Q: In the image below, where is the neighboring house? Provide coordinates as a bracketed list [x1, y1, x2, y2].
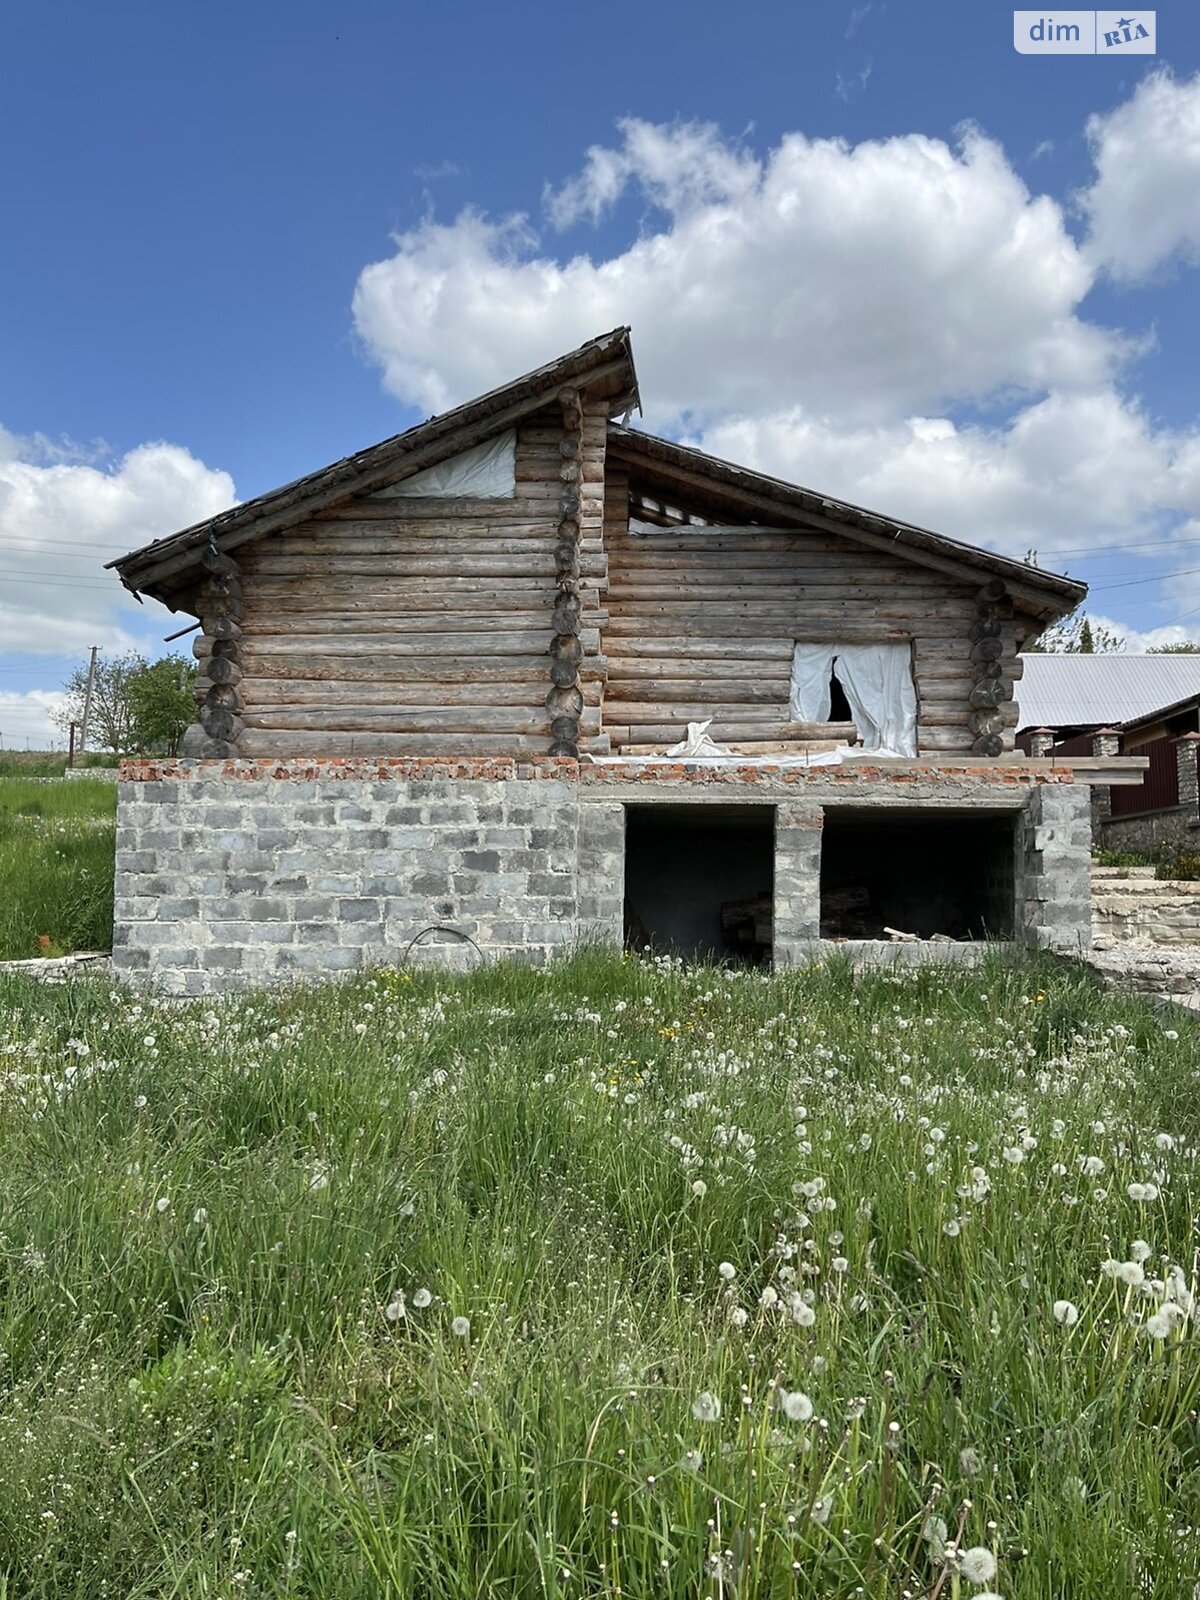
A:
[1016, 655, 1200, 849]
[109, 328, 1140, 993]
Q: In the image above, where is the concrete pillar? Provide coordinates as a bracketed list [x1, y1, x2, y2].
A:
[576, 801, 626, 948]
[1028, 728, 1056, 758]
[1018, 785, 1093, 953]
[773, 804, 824, 964]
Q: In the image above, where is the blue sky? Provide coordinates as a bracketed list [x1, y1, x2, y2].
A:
[1, 0, 1198, 744]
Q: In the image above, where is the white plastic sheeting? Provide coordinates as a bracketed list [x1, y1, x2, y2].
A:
[788, 641, 918, 757]
[788, 644, 835, 723]
[834, 644, 918, 756]
[586, 748, 849, 768]
[374, 429, 516, 499]
[665, 720, 730, 758]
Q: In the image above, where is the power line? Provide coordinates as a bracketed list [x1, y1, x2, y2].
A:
[0, 570, 122, 590]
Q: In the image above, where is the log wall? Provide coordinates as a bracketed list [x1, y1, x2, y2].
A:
[199, 409, 611, 758]
[601, 486, 1008, 756]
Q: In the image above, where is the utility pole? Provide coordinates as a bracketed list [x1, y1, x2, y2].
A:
[79, 645, 99, 756]
[68, 721, 78, 769]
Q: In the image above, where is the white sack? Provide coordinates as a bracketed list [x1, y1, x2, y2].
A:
[788, 643, 835, 722]
[832, 643, 918, 756]
[374, 429, 516, 499]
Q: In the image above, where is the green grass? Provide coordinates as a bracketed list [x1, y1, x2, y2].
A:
[0, 949, 1197, 1597]
[0, 753, 118, 780]
[0, 777, 116, 958]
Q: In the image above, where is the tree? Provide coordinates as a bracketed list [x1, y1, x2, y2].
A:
[53, 650, 145, 754]
[1025, 609, 1125, 654]
[126, 655, 197, 756]
[1149, 641, 1200, 653]
[54, 650, 198, 756]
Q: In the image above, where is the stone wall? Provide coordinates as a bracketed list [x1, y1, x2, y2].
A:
[114, 756, 1096, 993]
[1092, 867, 1200, 949]
[1097, 806, 1199, 857]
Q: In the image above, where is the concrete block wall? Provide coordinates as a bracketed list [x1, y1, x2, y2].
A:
[115, 772, 587, 994]
[115, 757, 1096, 992]
[1017, 783, 1094, 953]
[773, 805, 824, 962]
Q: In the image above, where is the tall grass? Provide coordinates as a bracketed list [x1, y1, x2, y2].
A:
[0, 778, 116, 958]
[0, 950, 1197, 1597]
[0, 753, 118, 779]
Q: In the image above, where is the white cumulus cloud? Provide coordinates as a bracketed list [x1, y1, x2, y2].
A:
[694, 388, 1200, 562]
[350, 92, 1200, 640]
[0, 690, 68, 751]
[353, 117, 1123, 429]
[0, 432, 236, 659]
[1083, 70, 1200, 283]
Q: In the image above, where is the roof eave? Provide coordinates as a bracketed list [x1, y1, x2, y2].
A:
[110, 327, 639, 605]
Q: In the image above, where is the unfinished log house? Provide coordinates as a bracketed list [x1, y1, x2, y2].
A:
[110, 329, 1144, 992]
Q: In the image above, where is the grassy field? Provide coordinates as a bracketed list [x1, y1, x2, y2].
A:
[0, 777, 116, 959]
[0, 753, 118, 780]
[0, 950, 1196, 1598]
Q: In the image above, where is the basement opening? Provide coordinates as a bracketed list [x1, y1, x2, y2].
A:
[820, 808, 1017, 942]
[624, 804, 775, 965]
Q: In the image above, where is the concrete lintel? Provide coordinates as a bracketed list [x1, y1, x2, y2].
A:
[1045, 757, 1149, 785]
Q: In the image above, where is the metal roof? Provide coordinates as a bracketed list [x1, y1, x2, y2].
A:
[1016, 654, 1200, 731]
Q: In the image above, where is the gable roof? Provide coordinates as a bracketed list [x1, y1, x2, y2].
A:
[606, 426, 1084, 624]
[1016, 653, 1200, 732]
[109, 327, 640, 606]
[110, 326, 1084, 625]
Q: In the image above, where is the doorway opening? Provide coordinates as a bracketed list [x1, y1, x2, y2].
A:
[820, 808, 1016, 941]
[623, 804, 775, 964]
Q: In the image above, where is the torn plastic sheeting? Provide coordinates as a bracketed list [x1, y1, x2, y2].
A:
[373, 429, 516, 499]
[789, 643, 835, 723]
[788, 640, 918, 757]
[832, 643, 918, 758]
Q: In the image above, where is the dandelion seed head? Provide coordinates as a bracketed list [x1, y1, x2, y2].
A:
[959, 1547, 996, 1584]
[779, 1389, 814, 1423]
[692, 1391, 721, 1424]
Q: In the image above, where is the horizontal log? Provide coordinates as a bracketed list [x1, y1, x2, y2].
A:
[246, 551, 605, 580]
[243, 575, 586, 599]
[603, 616, 966, 640]
[604, 656, 796, 680]
[238, 731, 554, 758]
[241, 679, 601, 709]
[609, 719, 859, 744]
[237, 652, 607, 683]
[604, 678, 785, 704]
[319, 496, 532, 522]
[241, 706, 550, 734]
[917, 729, 975, 752]
[620, 738, 846, 757]
[607, 578, 972, 600]
[241, 628, 600, 654]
